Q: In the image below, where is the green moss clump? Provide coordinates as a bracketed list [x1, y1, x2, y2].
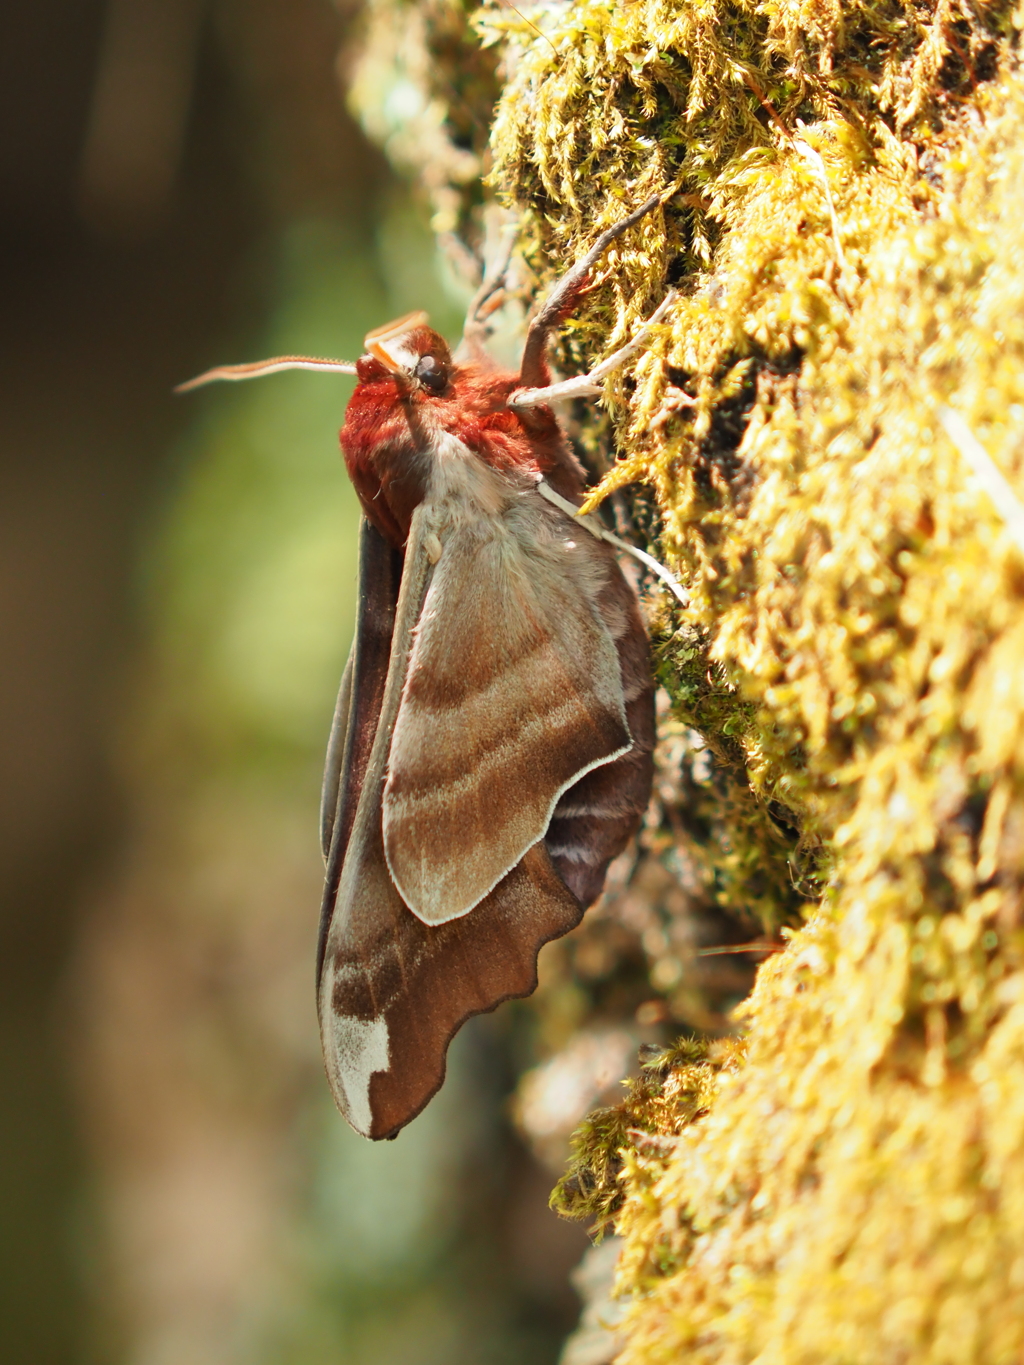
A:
[654, 629, 819, 932]
[551, 1037, 730, 1240]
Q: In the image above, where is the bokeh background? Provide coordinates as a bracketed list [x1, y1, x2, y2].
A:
[1, 4, 594, 1362]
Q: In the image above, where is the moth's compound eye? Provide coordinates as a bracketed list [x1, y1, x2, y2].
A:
[414, 354, 448, 394]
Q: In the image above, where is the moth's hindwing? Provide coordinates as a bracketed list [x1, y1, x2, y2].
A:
[381, 490, 635, 924]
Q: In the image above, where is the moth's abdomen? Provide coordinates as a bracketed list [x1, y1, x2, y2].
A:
[544, 555, 655, 907]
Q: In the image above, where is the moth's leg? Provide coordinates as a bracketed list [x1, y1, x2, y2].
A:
[515, 192, 668, 393]
[509, 288, 678, 410]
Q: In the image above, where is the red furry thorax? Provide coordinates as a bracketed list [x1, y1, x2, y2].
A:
[340, 354, 571, 546]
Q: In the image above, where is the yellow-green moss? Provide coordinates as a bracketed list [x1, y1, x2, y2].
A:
[552, 1037, 727, 1235]
[480, 0, 1024, 1359]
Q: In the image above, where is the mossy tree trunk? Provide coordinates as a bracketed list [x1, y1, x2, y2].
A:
[352, 1, 1024, 1359]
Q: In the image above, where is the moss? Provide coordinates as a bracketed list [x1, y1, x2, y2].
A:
[479, 0, 1024, 1358]
[551, 1037, 729, 1239]
[354, 0, 1024, 1355]
[655, 626, 819, 929]
[349, 0, 500, 241]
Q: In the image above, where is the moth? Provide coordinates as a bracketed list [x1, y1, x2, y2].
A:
[180, 194, 683, 1139]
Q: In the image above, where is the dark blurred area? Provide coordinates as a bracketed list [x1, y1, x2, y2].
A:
[0, 4, 590, 1363]
[2, 4, 258, 1358]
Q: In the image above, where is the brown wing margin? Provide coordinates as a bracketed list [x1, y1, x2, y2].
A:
[317, 518, 402, 983]
[317, 504, 584, 1139]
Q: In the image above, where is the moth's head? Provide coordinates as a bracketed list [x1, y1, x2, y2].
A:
[359, 312, 452, 397]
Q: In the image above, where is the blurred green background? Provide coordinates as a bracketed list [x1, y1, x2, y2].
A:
[0, 3, 587, 1362]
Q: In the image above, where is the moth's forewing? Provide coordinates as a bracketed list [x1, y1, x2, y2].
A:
[317, 505, 583, 1139]
[317, 520, 402, 981]
[322, 824, 580, 1140]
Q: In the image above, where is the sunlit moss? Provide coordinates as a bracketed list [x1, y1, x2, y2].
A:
[476, 0, 1024, 1358]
